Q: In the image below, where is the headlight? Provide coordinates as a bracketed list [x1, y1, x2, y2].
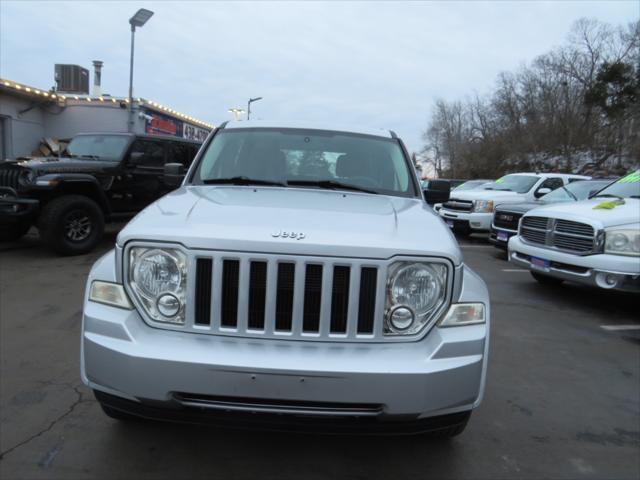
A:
[385, 262, 447, 335]
[605, 228, 640, 256]
[473, 200, 494, 213]
[129, 247, 187, 324]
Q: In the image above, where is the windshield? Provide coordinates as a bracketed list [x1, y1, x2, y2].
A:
[66, 135, 130, 160]
[541, 180, 612, 203]
[454, 180, 491, 191]
[192, 128, 416, 197]
[484, 175, 539, 193]
[593, 171, 640, 199]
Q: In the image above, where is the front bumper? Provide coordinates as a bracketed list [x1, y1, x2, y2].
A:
[509, 236, 640, 292]
[439, 209, 491, 232]
[489, 227, 517, 249]
[0, 187, 39, 225]
[81, 251, 490, 427]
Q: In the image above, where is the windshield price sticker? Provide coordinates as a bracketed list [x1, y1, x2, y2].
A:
[617, 171, 640, 184]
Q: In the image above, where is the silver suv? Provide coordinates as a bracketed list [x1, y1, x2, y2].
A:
[81, 121, 490, 436]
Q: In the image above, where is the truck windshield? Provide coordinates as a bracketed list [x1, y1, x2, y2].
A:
[66, 135, 129, 160]
[192, 128, 416, 197]
[593, 171, 640, 199]
[484, 175, 539, 193]
[541, 180, 612, 203]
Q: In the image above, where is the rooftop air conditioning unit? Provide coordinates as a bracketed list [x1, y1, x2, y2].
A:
[54, 64, 90, 94]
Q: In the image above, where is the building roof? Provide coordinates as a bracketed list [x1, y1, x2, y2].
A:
[0, 77, 214, 130]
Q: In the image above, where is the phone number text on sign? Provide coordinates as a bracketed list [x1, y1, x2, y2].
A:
[183, 124, 209, 142]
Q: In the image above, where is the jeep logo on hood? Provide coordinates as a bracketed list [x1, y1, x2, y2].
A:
[272, 230, 306, 240]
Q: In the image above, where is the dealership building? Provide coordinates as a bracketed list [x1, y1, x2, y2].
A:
[0, 65, 214, 159]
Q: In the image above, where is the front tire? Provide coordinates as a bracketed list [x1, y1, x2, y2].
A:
[38, 195, 105, 255]
[0, 223, 31, 242]
[531, 271, 564, 286]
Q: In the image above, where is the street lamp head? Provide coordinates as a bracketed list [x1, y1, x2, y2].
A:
[129, 8, 154, 28]
[249, 97, 263, 103]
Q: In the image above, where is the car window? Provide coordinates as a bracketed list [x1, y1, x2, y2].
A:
[485, 175, 539, 193]
[66, 135, 129, 160]
[538, 177, 564, 191]
[193, 128, 416, 197]
[594, 170, 640, 199]
[168, 143, 195, 167]
[130, 140, 166, 168]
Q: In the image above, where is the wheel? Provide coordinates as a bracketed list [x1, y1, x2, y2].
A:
[531, 271, 564, 286]
[38, 195, 105, 255]
[99, 403, 142, 422]
[0, 223, 31, 241]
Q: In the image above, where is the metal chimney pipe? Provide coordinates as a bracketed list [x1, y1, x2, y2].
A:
[92, 60, 103, 96]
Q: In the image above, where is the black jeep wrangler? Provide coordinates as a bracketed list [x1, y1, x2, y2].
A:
[0, 132, 202, 255]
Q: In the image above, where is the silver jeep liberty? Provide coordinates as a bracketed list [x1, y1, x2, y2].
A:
[81, 121, 490, 435]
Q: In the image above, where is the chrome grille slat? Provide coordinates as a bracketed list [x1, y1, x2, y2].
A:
[442, 198, 473, 212]
[520, 216, 596, 254]
[136, 250, 454, 343]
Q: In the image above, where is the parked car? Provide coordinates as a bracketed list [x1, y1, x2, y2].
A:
[439, 172, 590, 235]
[82, 121, 490, 436]
[432, 179, 493, 212]
[0, 132, 202, 254]
[508, 170, 639, 292]
[490, 179, 614, 248]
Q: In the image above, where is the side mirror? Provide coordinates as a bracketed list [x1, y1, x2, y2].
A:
[164, 163, 185, 187]
[129, 152, 145, 165]
[423, 180, 451, 205]
[535, 187, 552, 198]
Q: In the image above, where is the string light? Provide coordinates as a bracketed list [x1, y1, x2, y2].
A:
[1, 78, 214, 129]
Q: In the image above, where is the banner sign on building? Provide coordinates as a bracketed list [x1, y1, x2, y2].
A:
[144, 110, 210, 142]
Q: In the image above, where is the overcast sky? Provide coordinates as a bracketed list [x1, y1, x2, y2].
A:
[1, 1, 637, 152]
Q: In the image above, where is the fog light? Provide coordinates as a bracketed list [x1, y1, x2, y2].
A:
[157, 293, 180, 317]
[595, 273, 619, 289]
[389, 306, 415, 331]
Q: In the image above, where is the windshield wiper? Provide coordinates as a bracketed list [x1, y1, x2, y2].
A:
[594, 193, 624, 200]
[202, 176, 288, 187]
[287, 179, 378, 194]
[561, 186, 578, 201]
[68, 154, 101, 160]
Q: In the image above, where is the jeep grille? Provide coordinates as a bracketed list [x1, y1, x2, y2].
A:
[192, 255, 380, 340]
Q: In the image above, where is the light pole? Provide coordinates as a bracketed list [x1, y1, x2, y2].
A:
[247, 97, 262, 120]
[228, 108, 245, 121]
[127, 8, 154, 133]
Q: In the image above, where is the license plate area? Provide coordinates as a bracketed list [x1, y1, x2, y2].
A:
[497, 231, 508, 242]
[446, 220, 454, 228]
[531, 256, 550, 271]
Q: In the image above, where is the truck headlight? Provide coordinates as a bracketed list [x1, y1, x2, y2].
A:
[605, 228, 640, 256]
[385, 262, 447, 335]
[129, 247, 187, 324]
[473, 200, 494, 213]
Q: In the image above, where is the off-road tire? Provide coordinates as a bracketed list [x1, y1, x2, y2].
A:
[531, 271, 564, 286]
[38, 195, 105, 255]
[0, 223, 31, 242]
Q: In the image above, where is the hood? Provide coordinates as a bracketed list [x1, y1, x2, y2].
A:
[523, 198, 640, 228]
[118, 186, 463, 264]
[450, 189, 525, 203]
[1, 157, 117, 174]
[494, 201, 542, 214]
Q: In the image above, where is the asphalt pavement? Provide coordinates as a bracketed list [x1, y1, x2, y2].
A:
[0, 228, 638, 480]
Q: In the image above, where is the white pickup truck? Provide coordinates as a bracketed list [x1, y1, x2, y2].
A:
[509, 170, 640, 292]
[438, 173, 590, 234]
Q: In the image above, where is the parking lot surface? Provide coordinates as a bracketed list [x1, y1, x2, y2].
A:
[1, 229, 638, 480]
